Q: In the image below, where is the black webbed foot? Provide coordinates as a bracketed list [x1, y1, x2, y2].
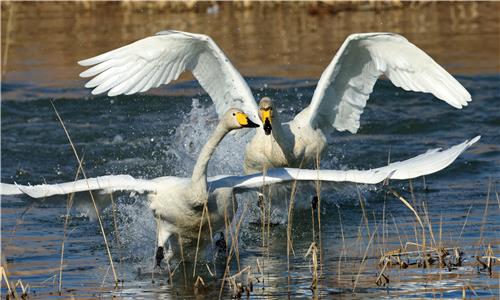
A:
[156, 246, 165, 267]
[311, 196, 318, 210]
[215, 232, 226, 251]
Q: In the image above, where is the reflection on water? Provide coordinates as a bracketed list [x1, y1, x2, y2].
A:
[1, 1, 499, 101]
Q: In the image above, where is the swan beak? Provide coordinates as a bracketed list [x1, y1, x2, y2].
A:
[244, 118, 260, 128]
[236, 112, 260, 128]
[262, 110, 272, 135]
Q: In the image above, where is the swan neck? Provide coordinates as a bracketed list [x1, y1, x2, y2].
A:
[270, 114, 293, 159]
[191, 122, 228, 192]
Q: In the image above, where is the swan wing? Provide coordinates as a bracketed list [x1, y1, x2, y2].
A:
[209, 136, 479, 190]
[306, 33, 471, 133]
[79, 30, 260, 124]
[1, 175, 158, 198]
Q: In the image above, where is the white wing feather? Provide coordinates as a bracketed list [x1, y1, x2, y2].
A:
[2, 137, 479, 198]
[307, 33, 471, 133]
[209, 136, 479, 191]
[79, 30, 260, 124]
[1, 175, 158, 198]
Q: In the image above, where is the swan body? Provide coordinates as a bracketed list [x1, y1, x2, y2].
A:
[78, 30, 472, 173]
[244, 106, 327, 172]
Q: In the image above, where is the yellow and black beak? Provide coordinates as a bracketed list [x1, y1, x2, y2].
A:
[261, 109, 272, 135]
[236, 112, 260, 128]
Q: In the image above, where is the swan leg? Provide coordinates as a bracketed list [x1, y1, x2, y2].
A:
[215, 231, 226, 251]
[156, 220, 172, 268]
[311, 195, 318, 210]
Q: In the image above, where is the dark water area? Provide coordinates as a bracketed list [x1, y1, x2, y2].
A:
[1, 1, 500, 298]
[1, 75, 499, 298]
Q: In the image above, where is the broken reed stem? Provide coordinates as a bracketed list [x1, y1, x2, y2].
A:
[475, 180, 491, 256]
[152, 219, 159, 284]
[391, 214, 405, 250]
[1, 266, 13, 295]
[59, 158, 84, 294]
[422, 201, 437, 249]
[438, 214, 443, 248]
[495, 186, 500, 209]
[266, 183, 272, 263]
[260, 168, 267, 249]
[386, 186, 427, 267]
[204, 199, 216, 276]
[286, 178, 300, 269]
[386, 187, 425, 233]
[353, 223, 379, 293]
[458, 203, 473, 241]
[218, 199, 249, 299]
[109, 193, 124, 278]
[177, 233, 188, 288]
[51, 100, 118, 285]
[315, 150, 323, 277]
[232, 192, 241, 272]
[356, 185, 371, 238]
[193, 198, 209, 278]
[337, 206, 345, 286]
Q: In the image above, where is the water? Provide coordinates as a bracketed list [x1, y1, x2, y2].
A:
[1, 75, 499, 298]
[1, 1, 499, 298]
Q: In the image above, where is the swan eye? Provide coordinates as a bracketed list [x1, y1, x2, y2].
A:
[232, 113, 235, 116]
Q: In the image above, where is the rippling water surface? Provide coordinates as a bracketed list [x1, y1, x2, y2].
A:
[1, 2, 499, 298]
[2, 75, 499, 298]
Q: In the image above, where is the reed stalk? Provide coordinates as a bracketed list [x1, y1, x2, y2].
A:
[353, 224, 379, 293]
[58, 159, 83, 294]
[51, 100, 118, 285]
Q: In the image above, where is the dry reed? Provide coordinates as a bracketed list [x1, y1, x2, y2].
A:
[51, 100, 118, 285]
[58, 158, 83, 294]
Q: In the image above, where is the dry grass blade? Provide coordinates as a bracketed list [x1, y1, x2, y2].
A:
[337, 205, 346, 285]
[353, 223, 379, 293]
[314, 151, 323, 277]
[356, 185, 371, 238]
[386, 187, 424, 232]
[217, 198, 250, 299]
[458, 203, 473, 240]
[0, 266, 13, 295]
[51, 100, 118, 285]
[193, 200, 208, 278]
[421, 201, 436, 249]
[391, 214, 405, 250]
[109, 193, 123, 269]
[305, 242, 319, 290]
[177, 233, 187, 287]
[375, 260, 389, 286]
[59, 158, 84, 293]
[475, 180, 491, 255]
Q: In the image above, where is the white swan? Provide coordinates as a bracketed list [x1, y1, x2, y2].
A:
[78, 31, 471, 173]
[2, 136, 480, 265]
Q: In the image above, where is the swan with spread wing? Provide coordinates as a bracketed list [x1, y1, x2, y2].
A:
[78, 31, 471, 173]
[2, 132, 480, 265]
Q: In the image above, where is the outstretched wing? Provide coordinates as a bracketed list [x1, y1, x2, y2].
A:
[208, 136, 479, 191]
[3, 137, 480, 197]
[79, 30, 260, 124]
[306, 33, 471, 133]
[1, 175, 158, 198]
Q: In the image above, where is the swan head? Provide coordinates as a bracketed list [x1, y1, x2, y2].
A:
[224, 108, 259, 130]
[258, 97, 273, 135]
